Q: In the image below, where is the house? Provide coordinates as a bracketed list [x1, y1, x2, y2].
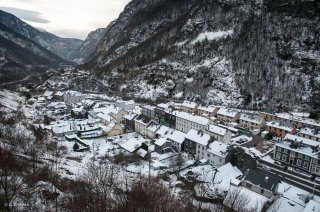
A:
[184, 129, 210, 159]
[146, 121, 161, 139]
[154, 138, 171, 154]
[123, 112, 138, 131]
[216, 108, 240, 123]
[239, 114, 265, 130]
[273, 134, 320, 176]
[119, 137, 142, 153]
[258, 110, 277, 121]
[180, 100, 198, 113]
[265, 121, 296, 138]
[298, 127, 320, 142]
[115, 100, 135, 111]
[113, 108, 127, 123]
[82, 99, 96, 109]
[102, 122, 123, 137]
[197, 105, 220, 117]
[51, 122, 75, 137]
[154, 125, 175, 139]
[142, 105, 156, 119]
[241, 169, 280, 198]
[175, 111, 210, 133]
[166, 130, 186, 152]
[155, 103, 176, 128]
[54, 91, 64, 100]
[63, 90, 86, 104]
[205, 141, 229, 167]
[134, 115, 151, 136]
[96, 112, 113, 125]
[206, 124, 232, 143]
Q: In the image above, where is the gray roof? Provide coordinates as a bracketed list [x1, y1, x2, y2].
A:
[242, 169, 279, 193]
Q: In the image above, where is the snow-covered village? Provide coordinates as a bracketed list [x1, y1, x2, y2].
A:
[0, 67, 319, 211]
[1, 0, 320, 211]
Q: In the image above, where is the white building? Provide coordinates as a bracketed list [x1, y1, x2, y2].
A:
[197, 105, 220, 117]
[298, 127, 320, 142]
[146, 121, 161, 139]
[63, 90, 86, 104]
[206, 124, 232, 143]
[180, 100, 198, 113]
[166, 130, 186, 152]
[134, 115, 150, 136]
[175, 111, 210, 133]
[205, 141, 229, 167]
[239, 114, 265, 130]
[185, 129, 210, 159]
[115, 100, 135, 111]
[217, 108, 241, 123]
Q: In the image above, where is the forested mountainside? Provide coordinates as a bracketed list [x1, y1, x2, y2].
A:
[0, 23, 69, 83]
[0, 10, 82, 61]
[83, 0, 320, 111]
[73, 28, 107, 64]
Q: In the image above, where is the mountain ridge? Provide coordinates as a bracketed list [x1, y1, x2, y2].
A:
[82, 0, 320, 111]
[0, 10, 83, 61]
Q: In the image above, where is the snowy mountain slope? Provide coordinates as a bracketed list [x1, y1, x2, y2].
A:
[0, 10, 82, 61]
[73, 28, 107, 64]
[0, 23, 69, 83]
[83, 0, 320, 111]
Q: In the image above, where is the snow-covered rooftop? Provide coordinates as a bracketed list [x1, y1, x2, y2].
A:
[156, 126, 175, 137]
[185, 129, 210, 146]
[166, 130, 186, 144]
[181, 100, 197, 109]
[198, 105, 217, 113]
[240, 113, 264, 124]
[175, 111, 210, 126]
[284, 134, 320, 148]
[154, 137, 168, 146]
[266, 121, 295, 131]
[96, 112, 113, 122]
[119, 138, 143, 153]
[276, 112, 320, 127]
[123, 112, 138, 120]
[146, 121, 160, 133]
[64, 90, 83, 96]
[299, 127, 320, 138]
[303, 200, 320, 212]
[207, 141, 229, 158]
[217, 108, 239, 117]
[143, 105, 156, 110]
[207, 124, 228, 136]
[157, 103, 170, 110]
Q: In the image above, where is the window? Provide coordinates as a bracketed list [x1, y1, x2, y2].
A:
[261, 189, 264, 194]
[276, 153, 281, 160]
[207, 154, 210, 157]
[246, 182, 252, 188]
[282, 154, 287, 161]
[296, 159, 302, 166]
[283, 149, 288, 154]
[202, 147, 204, 150]
[303, 161, 309, 169]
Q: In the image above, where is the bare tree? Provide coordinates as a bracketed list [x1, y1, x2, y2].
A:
[170, 153, 186, 178]
[223, 187, 251, 212]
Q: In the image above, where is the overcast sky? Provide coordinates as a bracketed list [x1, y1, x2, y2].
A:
[0, 0, 130, 40]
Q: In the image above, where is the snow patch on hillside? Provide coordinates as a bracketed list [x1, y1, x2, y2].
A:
[191, 30, 233, 44]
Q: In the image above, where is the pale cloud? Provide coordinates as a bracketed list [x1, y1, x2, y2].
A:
[0, 7, 50, 23]
[0, 0, 130, 39]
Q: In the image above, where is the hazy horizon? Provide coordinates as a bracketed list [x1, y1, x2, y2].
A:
[0, 0, 130, 40]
